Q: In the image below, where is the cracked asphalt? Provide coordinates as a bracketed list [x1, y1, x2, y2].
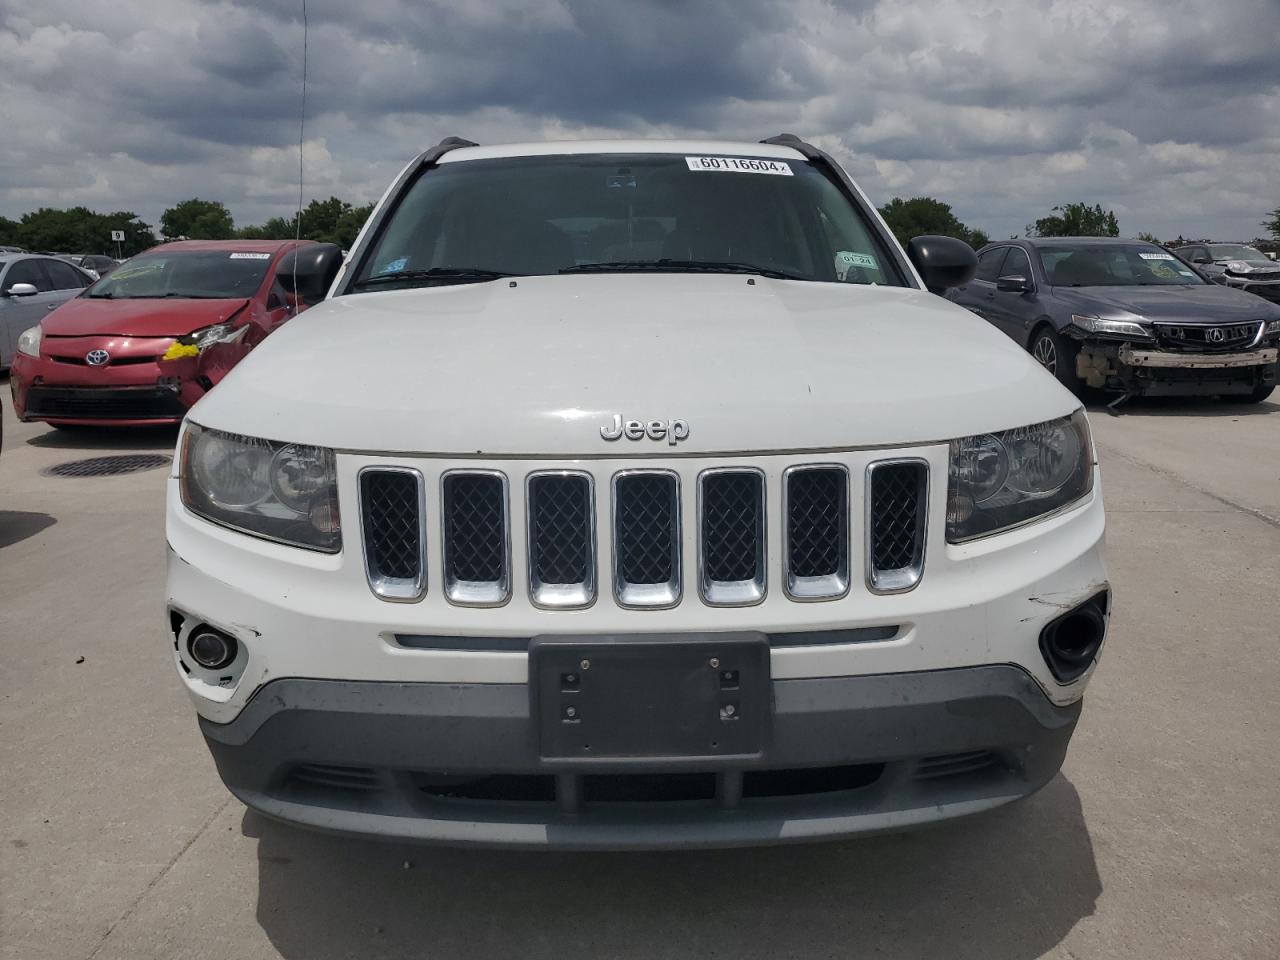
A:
[2, 381, 1277, 960]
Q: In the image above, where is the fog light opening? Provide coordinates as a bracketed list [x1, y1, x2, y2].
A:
[1039, 591, 1108, 683]
[188, 626, 238, 671]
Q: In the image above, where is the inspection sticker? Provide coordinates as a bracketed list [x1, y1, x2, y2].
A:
[685, 156, 793, 175]
[229, 252, 272, 259]
[1138, 252, 1174, 260]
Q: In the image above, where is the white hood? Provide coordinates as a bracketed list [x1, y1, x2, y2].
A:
[190, 274, 1077, 456]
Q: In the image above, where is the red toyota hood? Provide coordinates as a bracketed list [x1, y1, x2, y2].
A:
[42, 297, 249, 338]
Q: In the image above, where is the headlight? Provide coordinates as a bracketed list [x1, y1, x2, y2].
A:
[180, 423, 340, 552]
[947, 410, 1094, 543]
[163, 323, 248, 360]
[1226, 261, 1248, 272]
[1265, 319, 1280, 336]
[1069, 314, 1151, 339]
[17, 325, 42, 358]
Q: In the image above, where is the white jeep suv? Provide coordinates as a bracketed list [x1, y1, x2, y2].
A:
[166, 135, 1109, 848]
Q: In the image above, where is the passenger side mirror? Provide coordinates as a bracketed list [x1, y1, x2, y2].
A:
[274, 243, 343, 306]
[905, 236, 978, 295]
[996, 275, 1032, 293]
[4, 282, 38, 297]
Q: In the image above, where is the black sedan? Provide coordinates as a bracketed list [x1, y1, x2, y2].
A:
[948, 238, 1280, 403]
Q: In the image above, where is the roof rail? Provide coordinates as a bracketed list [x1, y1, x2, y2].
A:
[761, 133, 817, 157]
[422, 136, 478, 165]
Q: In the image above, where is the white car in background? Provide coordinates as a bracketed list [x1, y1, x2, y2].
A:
[166, 135, 1109, 848]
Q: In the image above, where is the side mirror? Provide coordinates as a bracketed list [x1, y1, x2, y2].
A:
[5, 282, 39, 297]
[274, 243, 343, 306]
[906, 235, 978, 294]
[996, 275, 1032, 293]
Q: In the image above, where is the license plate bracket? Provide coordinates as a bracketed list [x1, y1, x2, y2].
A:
[531, 633, 770, 763]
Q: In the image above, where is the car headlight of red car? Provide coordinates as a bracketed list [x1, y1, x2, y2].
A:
[163, 323, 248, 360]
[180, 423, 341, 553]
[17, 325, 42, 358]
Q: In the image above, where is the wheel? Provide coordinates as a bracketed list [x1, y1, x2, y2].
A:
[1242, 383, 1275, 404]
[1029, 326, 1085, 394]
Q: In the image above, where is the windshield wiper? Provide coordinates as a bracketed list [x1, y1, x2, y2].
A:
[353, 267, 521, 289]
[561, 259, 810, 281]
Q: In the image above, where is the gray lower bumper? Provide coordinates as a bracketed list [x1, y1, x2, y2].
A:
[201, 666, 1081, 849]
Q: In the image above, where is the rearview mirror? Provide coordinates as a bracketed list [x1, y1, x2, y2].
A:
[905, 236, 978, 294]
[996, 275, 1032, 293]
[274, 243, 344, 306]
[5, 282, 38, 297]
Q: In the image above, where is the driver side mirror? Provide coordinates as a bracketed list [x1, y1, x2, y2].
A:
[274, 243, 344, 306]
[996, 275, 1032, 293]
[906, 236, 978, 294]
[4, 282, 38, 298]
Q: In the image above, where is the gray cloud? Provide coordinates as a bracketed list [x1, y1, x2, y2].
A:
[1, 0, 1278, 242]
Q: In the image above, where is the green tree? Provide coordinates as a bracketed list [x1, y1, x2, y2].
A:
[239, 198, 374, 248]
[1263, 207, 1280, 239]
[0, 215, 19, 247]
[1027, 202, 1119, 238]
[161, 198, 235, 240]
[877, 197, 989, 249]
[5, 207, 155, 256]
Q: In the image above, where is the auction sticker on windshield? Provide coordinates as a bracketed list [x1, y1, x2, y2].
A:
[1138, 252, 1174, 260]
[229, 252, 272, 260]
[685, 156, 793, 175]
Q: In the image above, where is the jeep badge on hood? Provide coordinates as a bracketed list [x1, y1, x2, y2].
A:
[600, 414, 690, 445]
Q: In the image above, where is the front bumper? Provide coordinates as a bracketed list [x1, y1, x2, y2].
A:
[1077, 342, 1277, 396]
[10, 336, 211, 425]
[201, 665, 1080, 849]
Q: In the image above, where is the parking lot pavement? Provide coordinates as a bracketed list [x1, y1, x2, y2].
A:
[2, 382, 1278, 960]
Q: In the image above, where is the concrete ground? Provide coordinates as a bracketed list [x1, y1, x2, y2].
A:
[2, 379, 1277, 960]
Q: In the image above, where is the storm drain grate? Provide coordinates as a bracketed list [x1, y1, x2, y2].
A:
[42, 454, 171, 478]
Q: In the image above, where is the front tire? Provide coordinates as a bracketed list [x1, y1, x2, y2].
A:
[1243, 383, 1275, 404]
[1030, 326, 1084, 395]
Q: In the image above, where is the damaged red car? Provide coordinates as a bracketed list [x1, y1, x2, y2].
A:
[9, 239, 341, 427]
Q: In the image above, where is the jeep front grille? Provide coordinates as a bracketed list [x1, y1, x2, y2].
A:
[866, 459, 928, 594]
[699, 469, 766, 605]
[360, 458, 928, 608]
[612, 471, 681, 608]
[526, 472, 596, 608]
[359, 468, 426, 601]
[441, 471, 510, 606]
[783, 465, 850, 600]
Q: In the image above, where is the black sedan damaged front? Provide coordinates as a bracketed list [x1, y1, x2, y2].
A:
[1068, 312, 1279, 402]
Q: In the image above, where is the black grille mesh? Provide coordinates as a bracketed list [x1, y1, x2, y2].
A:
[529, 475, 592, 585]
[787, 468, 847, 578]
[702, 472, 762, 583]
[615, 474, 677, 585]
[869, 462, 925, 572]
[443, 473, 506, 583]
[360, 471, 421, 581]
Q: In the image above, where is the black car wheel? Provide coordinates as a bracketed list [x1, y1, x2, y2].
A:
[1243, 383, 1275, 404]
[1030, 326, 1084, 394]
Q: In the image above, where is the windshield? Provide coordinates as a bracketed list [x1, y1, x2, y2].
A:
[86, 250, 273, 299]
[350, 153, 906, 290]
[1208, 244, 1265, 261]
[1038, 244, 1204, 287]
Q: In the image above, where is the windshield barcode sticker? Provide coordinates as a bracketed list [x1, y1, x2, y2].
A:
[1138, 252, 1174, 260]
[685, 156, 793, 176]
[229, 252, 272, 260]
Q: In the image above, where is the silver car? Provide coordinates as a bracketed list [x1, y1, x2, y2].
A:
[0, 254, 94, 370]
[1175, 243, 1280, 304]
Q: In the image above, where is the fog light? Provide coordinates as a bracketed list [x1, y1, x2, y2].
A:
[1038, 591, 1109, 683]
[188, 627, 238, 670]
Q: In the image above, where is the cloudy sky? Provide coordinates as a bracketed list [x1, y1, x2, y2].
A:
[2, 0, 1278, 241]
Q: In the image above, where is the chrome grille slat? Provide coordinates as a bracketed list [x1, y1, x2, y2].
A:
[527, 472, 596, 608]
[441, 471, 510, 606]
[699, 469, 766, 606]
[359, 468, 427, 602]
[784, 465, 850, 600]
[613, 471, 681, 608]
[865, 459, 928, 594]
